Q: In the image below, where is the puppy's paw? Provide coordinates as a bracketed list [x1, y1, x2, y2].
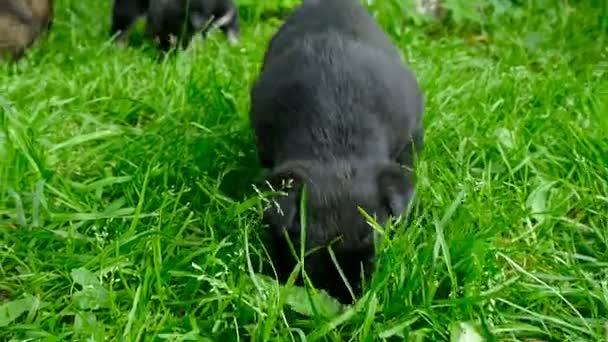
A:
[226, 30, 239, 45]
[115, 35, 129, 48]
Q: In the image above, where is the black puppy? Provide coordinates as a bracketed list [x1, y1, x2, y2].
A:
[250, 0, 424, 303]
[110, 0, 240, 50]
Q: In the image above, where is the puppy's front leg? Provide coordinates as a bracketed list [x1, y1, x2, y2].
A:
[219, 14, 240, 45]
[204, 5, 240, 45]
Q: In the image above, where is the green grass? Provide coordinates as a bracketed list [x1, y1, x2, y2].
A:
[1, 0, 607, 341]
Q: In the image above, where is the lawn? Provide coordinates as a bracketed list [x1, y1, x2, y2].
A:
[1, 0, 607, 341]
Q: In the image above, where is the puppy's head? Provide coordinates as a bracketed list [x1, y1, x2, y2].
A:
[262, 160, 413, 303]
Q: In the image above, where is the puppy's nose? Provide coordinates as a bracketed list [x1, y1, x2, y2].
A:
[362, 230, 376, 246]
[362, 254, 376, 276]
[362, 230, 383, 250]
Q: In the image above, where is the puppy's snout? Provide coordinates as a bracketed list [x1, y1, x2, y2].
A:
[361, 230, 373, 245]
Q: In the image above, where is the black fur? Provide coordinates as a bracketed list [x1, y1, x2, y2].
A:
[110, 0, 240, 50]
[110, 0, 148, 44]
[250, 0, 424, 303]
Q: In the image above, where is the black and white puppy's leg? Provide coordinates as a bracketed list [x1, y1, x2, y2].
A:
[198, 1, 240, 45]
[215, 6, 240, 45]
[110, 0, 150, 46]
[144, 0, 184, 51]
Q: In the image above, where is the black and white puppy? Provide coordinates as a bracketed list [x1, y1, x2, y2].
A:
[250, 0, 424, 303]
[110, 0, 240, 50]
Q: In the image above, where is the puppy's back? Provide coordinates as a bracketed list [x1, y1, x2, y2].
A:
[264, 0, 401, 66]
[27, 0, 53, 28]
[251, 0, 423, 167]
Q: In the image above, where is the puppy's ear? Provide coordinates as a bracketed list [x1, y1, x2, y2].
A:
[264, 191, 301, 241]
[377, 164, 414, 217]
[263, 160, 313, 193]
[262, 167, 307, 241]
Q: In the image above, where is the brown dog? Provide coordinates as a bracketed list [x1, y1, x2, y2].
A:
[0, 0, 53, 61]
